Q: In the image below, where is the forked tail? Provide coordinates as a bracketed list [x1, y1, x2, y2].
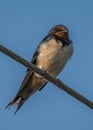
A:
[5, 95, 29, 115]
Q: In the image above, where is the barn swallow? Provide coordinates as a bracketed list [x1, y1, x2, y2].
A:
[6, 25, 73, 114]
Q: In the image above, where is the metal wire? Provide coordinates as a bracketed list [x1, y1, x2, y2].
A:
[0, 44, 93, 109]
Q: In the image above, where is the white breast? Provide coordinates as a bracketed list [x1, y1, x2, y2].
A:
[36, 38, 73, 77]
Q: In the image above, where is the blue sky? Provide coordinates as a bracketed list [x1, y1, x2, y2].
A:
[0, 0, 93, 130]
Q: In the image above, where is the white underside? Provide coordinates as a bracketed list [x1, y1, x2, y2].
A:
[35, 38, 73, 78]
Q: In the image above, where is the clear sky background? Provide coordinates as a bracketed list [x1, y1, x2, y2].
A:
[0, 0, 93, 130]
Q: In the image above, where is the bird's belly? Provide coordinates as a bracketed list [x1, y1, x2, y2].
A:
[36, 43, 73, 78]
[44, 51, 69, 77]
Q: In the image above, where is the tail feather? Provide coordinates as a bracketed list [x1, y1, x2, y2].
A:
[5, 71, 46, 114]
[5, 96, 28, 115]
[14, 97, 27, 115]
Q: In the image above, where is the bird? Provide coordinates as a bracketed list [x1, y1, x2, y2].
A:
[6, 25, 73, 114]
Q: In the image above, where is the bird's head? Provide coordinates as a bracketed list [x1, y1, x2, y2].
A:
[48, 25, 69, 40]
